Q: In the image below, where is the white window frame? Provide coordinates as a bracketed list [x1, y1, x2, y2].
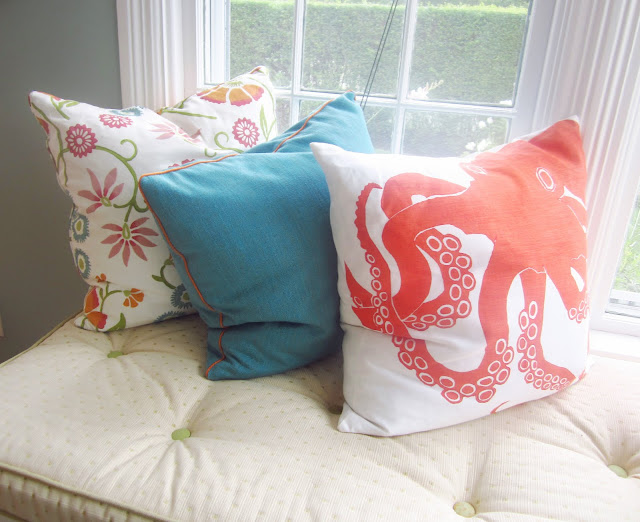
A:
[116, 0, 640, 361]
[199, 0, 555, 149]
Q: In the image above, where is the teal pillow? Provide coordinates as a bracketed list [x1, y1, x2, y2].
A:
[247, 92, 363, 154]
[139, 93, 373, 379]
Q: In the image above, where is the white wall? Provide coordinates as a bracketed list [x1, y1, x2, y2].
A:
[0, 0, 122, 361]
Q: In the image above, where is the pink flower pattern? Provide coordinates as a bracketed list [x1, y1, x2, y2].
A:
[77, 168, 125, 213]
[149, 122, 202, 145]
[65, 124, 97, 157]
[99, 114, 133, 129]
[232, 118, 260, 148]
[101, 217, 159, 266]
[168, 159, 196, 169]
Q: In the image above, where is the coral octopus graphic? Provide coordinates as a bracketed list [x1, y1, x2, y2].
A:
[347, 121, 588, 405]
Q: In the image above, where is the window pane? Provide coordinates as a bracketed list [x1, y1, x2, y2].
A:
[607, 194, 640, 318]
[402, 111, 508, 157]
[299, 98, 328, 120]
[229, 0, 295, 88]
[363, 105, 394, 153]
[409, 1, 530, 105]
[299, 99, 394, 153]
[275, 97, 291, 132]
[302, 1, 406, 95]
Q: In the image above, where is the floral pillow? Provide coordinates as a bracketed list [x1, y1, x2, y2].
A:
[159, 66, 276, 151]
[312, 119, 591, 436]
[29, 67, 277, 331]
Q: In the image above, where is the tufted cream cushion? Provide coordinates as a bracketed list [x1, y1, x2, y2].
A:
[0, 315, 638, 521]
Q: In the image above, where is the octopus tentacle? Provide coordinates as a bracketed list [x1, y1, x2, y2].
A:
[393, 335, 512, 404]
[351, 182, 400, 337]
[404, 229, 475, 331]
[397, 255, 516, 404]
[345, 264, 377, 328]
[516, 269, 576, 391]
[379, 174, 467, 320]
[545, 256, 589, 323]
[351, 184, 513, 404]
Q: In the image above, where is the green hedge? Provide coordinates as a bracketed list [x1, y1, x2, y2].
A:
[230, 1, 528, 103]
[229, 1, 528, 155]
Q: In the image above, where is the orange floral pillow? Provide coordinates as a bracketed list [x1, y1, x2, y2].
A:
[29, 67, 277, 331]
[312, 119, 591, 436]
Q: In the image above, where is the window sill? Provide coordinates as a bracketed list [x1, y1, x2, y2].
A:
[590, 329, 640, 363]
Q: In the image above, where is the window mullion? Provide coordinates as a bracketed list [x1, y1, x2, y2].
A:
[391, 0, 418, 154]
[206, 0, 228, 84]
[289, 0, 307, 125]
[183, 0, 200, 94]
[508, 0, 556, 138]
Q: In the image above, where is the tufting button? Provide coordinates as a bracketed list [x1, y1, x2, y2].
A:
[453, 501, 476, 517]
[608, 464, 628, 478]
[171, 428, 191, 441]
[107, 351, 124, 358]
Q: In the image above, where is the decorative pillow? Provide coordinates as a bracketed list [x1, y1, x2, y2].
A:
[160, 66, 277, 152]
[28, 67, 277, 331]
[138, 93, 374, 379]
[312, 118, 591, 436]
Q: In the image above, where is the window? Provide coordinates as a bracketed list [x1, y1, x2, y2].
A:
[200, 0, 550, 157]
[608, 195, 640, 319]
[116, 0, 640, 359]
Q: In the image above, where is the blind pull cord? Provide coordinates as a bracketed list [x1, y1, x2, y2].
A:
[361, 0, 400, 111]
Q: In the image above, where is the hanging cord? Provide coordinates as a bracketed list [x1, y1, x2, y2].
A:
[360, 0, 401, 110]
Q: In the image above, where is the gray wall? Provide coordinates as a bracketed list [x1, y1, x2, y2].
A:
[0, 0, 122, 361]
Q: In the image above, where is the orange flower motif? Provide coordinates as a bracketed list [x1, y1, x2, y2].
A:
[83, 287, 108, 330]
[123, 288, 144, 308]
[198, 81, 264, 106]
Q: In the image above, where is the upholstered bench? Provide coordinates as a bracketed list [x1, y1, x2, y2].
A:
[0, 314, 638, 521]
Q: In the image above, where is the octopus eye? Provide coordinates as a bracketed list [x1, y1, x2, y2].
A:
[536, 167, 555, 191]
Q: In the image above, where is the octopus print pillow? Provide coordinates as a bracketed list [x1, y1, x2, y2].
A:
[28, 67, 277, 332]
[312, 119, 590, 436]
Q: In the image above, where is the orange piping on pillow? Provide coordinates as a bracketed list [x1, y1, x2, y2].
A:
[205, 330, 227, 378]
[272, 91, 355, 152]
[138, 154, 236, 315]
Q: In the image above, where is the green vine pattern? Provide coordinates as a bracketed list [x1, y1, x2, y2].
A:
[94, 142, 148, 222]
[213, 131, 244, 153]
[52, 99, 78, 120]
[152, 257, 178, 290]
[157, 109, 219, 120]
[260, 105, 277, 141]
[31, 103, 70, 185]
[251, 75, 278, 141]
[80, 278, 127, 332]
